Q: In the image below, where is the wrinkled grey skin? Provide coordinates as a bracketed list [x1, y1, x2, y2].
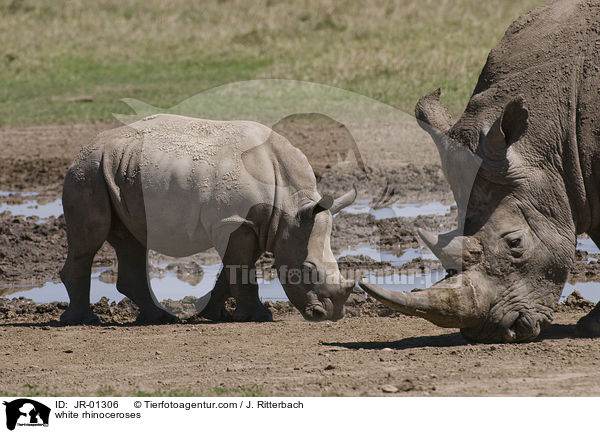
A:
[361, 0, 600, 342]
[60, 114, 355, 325]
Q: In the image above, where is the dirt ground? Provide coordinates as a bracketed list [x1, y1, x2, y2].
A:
[1, 118, 600, 396]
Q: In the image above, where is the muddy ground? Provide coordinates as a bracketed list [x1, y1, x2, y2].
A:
[1, 118, 600, 396]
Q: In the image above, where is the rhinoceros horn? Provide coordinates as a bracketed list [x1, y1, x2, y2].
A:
[417, 228, 464, 271]
[359, 271, 493, 329]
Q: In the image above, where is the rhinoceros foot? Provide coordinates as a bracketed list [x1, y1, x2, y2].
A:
[199, 304, 233, 322]
[576, 308, 600, 337]
[232, 303, 273, 322]
[135, 308, 179, 325]
[60, 307, 101, 326]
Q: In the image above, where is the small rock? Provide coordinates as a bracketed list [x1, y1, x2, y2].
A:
[563, 290, 595, 310]
[397, 379, 416, 392]
[155, 351, 162, 356]
[381, 384, 398, 393]
[324, 364, 336, 370]
[63, 350, 73, 354]
[99, 268, 118, 284]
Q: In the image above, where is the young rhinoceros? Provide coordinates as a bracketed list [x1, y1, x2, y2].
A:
[60, 114, 356, 325]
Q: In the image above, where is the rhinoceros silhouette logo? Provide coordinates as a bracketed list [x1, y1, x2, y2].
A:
[3, 399, 50, 431]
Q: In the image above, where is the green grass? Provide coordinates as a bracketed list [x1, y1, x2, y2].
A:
[0, 0, 545, 126]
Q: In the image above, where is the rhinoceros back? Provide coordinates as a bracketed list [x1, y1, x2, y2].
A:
[100, 114, 279, 257]
[452, 0, 600, 154]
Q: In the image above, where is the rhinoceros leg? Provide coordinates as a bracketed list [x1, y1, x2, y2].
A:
[577, 304, 600, 336]
[60, 165, 110, 325]
[576, 231, 600, 336]
[220, 225, 273, 322]
[198, 271, 233, 321]
[107, 222, 179, 324]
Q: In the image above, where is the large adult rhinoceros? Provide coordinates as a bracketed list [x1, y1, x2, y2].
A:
[361, 0, 600, 342]
[60, 113, 356, 325]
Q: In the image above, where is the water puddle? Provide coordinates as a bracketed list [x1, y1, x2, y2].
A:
[577, 238, 599, 254]
[363, 270, 446, 292]
[0, 190, 63, 220]
[399, 247, 437, 262]
[337, 244, 405, 267]
[342, 199, 453, 220]
[3, 264, 289, 304]
[0, 191, 37, 197]
[561, 282, 600, 303]
[5, 241, 437, 305]
[577, 237, 599, 263]
[337, 244, 437, 267]
[6, 240, 597, 305]
[2, 191, 598, 306]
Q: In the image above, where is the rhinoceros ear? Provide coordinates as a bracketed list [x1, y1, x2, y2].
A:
[482, 96, 529, 162]
[415, 88, 454, 134]
[415, 88, 454, 160]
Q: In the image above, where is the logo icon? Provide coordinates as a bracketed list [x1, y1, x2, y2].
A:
[3, 399, 50, 431]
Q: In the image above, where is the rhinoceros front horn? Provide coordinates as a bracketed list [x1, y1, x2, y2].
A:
[359, 272, 492, 329]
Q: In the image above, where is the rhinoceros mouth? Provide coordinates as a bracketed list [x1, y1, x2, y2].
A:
[460, 304, 553, 343]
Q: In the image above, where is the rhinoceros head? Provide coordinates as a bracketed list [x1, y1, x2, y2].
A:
[360, 89, 576, 342]
[274, 188, 357, 322]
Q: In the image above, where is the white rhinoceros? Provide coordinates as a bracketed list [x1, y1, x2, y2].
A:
[361, 0, 600, 342]
[60, 114, 356, 324]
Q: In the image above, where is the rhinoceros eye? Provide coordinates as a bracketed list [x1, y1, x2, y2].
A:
[503, 232, 525, 258]
[507, 238, 521, 249]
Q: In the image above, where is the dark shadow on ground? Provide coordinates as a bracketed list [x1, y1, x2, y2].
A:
[323, 323, 593, 351]
[538, 323, 592, 340]
[323, 332, 468, 350]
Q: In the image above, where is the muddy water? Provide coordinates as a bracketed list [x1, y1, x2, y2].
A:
[561, 282, 599, 303]
[577, 237, 599, 263]
[342, 199, 453, 220]
[5, 264, 290, 304]
[0, 191, 37, 197]
[337, 244, 437, 266]
[0, 190, 63, 220]
[2, 192, 599, 304]
[4, 243, 437, 304]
